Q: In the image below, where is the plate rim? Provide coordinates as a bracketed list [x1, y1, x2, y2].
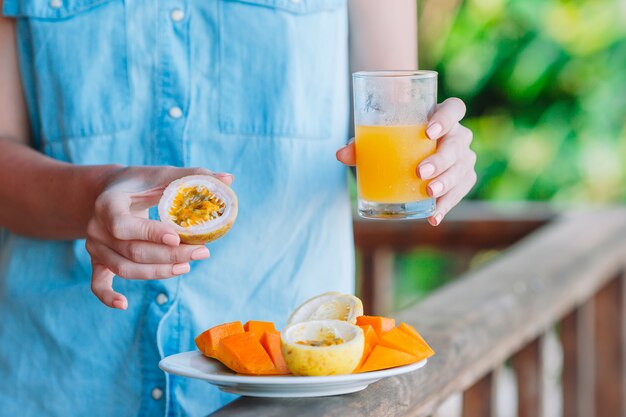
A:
[159, 350, 427, 385]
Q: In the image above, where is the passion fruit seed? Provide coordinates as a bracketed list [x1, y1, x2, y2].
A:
[169, 185, 226, 227]
[296, 337, 344, 347]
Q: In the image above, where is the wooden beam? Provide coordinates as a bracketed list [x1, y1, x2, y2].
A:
[211, 209, 626, 417]
[594, 274, 625, 417]
[511, 338, 543, 417]
[462, 372, 494, 417]
[354, 202, 555, 252]
[358, 248, 395, 316]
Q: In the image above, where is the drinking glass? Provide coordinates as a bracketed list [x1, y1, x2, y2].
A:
[353, 70, 438, 219]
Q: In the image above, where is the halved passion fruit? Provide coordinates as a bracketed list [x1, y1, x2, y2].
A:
[287, 292, 364, 325]
[281, 319, 365, 376]
[158, 175, 238, 244]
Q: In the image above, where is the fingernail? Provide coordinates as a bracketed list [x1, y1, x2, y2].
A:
[426, 123, 442, 139]
[419, 164, 435, 179]
[163, 234, 180, 247]
[113, 298, 127, 310]
[434, 213, 443, 225]
[191, 247, 210, 260]
[172, 263, 190, 275]
[220, 174, 234, 184]
[429, 181, 444, 196]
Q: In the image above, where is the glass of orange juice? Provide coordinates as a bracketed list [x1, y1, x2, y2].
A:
[353, 71, 438, 219]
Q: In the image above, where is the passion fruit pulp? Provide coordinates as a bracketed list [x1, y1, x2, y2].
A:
[281, 319, 365, 376]
[158, 175, 238, 244]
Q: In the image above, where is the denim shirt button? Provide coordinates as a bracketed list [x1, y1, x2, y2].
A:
[170, 9, 185, 22]
[49, 0, 62, 9]
[168, 106, 183, 119]
[156, 293, 168, 306]
[151, 387, 163, 401]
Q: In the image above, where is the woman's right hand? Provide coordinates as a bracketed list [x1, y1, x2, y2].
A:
[86, 166, 233, 310]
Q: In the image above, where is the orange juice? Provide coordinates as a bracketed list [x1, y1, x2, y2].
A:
[355, 124, 436, 204]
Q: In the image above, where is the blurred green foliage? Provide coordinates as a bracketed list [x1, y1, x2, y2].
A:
[392, 0, 626, 310]
[421, 0, 626, 202]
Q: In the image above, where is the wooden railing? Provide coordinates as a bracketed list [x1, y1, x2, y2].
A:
[211, 204, 626, 417]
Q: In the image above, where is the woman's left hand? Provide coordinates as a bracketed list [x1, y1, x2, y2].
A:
[336, 97, 477, 226]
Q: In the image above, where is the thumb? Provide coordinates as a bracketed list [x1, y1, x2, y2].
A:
[336, 140, 356, 166]
[166, 167, 234, 186]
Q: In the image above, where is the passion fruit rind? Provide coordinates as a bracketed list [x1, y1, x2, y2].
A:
[287, 292, 364, 325]
[176, 228, 233, 245]
[281, 320, 365, 376]
[158, 175, 238, 244]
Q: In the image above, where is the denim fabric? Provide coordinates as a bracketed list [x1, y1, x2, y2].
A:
[0, 0, 353, 415]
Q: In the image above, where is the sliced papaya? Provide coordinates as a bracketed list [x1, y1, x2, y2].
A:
[379, 327, 435, 361]
[195, 321, 244, 358]
[243, 320, 276, 341]
[398, 322, 429, 346]
[216, 332, 277, 375]
[356, 324, 379, 371]
[356, 316, 395, 339]
[259, 330, 290, 374]
[358, 344, 418, 373]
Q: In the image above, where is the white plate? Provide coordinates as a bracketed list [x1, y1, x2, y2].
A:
[159, 351, 427, 398]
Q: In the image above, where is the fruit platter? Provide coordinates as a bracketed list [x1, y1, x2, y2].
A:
[159, 292, 434, 397]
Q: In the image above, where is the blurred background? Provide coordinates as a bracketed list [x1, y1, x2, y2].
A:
[349, 2, 626, 415]
[379, 0, 626, 311]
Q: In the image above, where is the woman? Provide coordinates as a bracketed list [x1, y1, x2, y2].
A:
[0, 0, 476, 415]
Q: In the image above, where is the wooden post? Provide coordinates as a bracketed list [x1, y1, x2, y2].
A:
[560, 309, 578, 417]
[560, 301, 595, 417]
[358, 248, 395, 316]
[462, 372, 494, 417]
[511, 338, 543, 417]
[594, 274, 625, 417]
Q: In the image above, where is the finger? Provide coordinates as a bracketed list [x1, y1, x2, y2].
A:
[95, 194, 181, 246]
[90, 262, 128, 310]
[162, 167, 234, 186]
[88, 216, 192, 263]
[114, 240, 209, 264]
[418, 126, 473, 180]
[213, 173, 234, 186]
[428, 173, 477, 226]
[336, 139, 356, 166]
[426, 98, 467, 140]
[87, 240, 190, 280]
[426, 151, 476, 198]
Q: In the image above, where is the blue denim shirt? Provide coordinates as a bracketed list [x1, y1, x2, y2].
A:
[0, 1, 353, 416]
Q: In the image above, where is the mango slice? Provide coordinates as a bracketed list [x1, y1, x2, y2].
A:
[260, 330, 290, 374]
[358, 345, 418, 373]
[379, 327, 435, 361]
[244, 320, 276, 341]
[216, 332, 277, 375]
[356, 315, 396, 339]
[398, 322, 430, 347]
[195, 321, 244, 358]
[356, 324, 379, 370]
